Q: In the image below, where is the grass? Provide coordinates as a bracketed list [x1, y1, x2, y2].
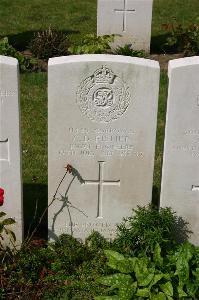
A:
[0, 0, 199, 49]
[21, 73, 47, 184]
[0, 0, 198, 236]
[153, 72, 168, 204]
[0, 0, 97, 50]
[152, 0, 199, 35]
[20, 72, 48, 236]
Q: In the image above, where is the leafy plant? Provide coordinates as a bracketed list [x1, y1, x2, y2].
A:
[95, 242, 199, 299]
[114, 44, 145, 57]
[49, 234, 90, 276]
[113, 205, 191, 256]
[0, 211, 16, 250]
[68, 34, 114, 54]
[163, 18, 199, 55]
[0, 37, 37, 71]
[85, 231, 110, 252]
[30, 26, 70, 59]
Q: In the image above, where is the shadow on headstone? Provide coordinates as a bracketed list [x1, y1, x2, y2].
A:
[23, 183, 48, 240]
[49, 166, 87, 241]
[151, 185, 191, 243]
[152, 185, 160, 208]
[173, 215, 193, 244]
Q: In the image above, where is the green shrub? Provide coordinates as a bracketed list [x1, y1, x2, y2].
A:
[113, 206, 191, 256]
[0, 207, 193, 299]
[114, 44, 146, 57]
[44, 233, 110, 300]
[163, 18, 199, 55]
[48, 234, 91, 276]
[0, 37, 37, 72]
[68, 34, 114, 54]
[85, 231, 110, 252]
[30, 26, 70, 59]
[95, 242, 199, 299]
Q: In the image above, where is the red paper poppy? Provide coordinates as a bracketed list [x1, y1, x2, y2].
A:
[65, 164, 73, 174]
[0, 188, 4, 206]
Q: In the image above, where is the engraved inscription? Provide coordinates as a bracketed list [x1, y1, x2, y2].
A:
[171, 129, 199, 158]
[114, 0, 136, 32]
[64, 222, 117, 240]
[197, 95, 199, 106]
[76, 66, 130, 123]
[0, 89, 16, 103]
[58, 127, 144, 158]
[0, 138, 9, 161]
[83, 161, 120, 219]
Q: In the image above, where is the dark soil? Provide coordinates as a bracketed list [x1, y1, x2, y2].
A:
[23, 50, 185, 73]
[149, 53, 184, 71]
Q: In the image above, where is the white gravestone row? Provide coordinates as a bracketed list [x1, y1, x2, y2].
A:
[48, 55, 160, 241]
[161, 57, 199, 245]
[3, 53, 199, 246]
[0, 56, 23, 246]
[97, 0, 153, 52]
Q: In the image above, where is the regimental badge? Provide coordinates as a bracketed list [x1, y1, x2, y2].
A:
[76, 65, 130, 123]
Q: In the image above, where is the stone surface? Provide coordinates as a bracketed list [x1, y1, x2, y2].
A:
[0, 55, 23, 245]
[48, 54, 159, 241]
[160, 57, 199, 245]
[97, 0, 153, 52]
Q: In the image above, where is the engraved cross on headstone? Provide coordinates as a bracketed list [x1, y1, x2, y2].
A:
[192, 185, 199, 191]
[83, 161, 120, 219]
[114, 0, 136, 32]
[0, 138, 9, 161]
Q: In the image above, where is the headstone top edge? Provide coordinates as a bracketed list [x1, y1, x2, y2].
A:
[0, 55, 18, 66]
[48, 55, 160, 69]
[98, 0, 153, 3]
[168, 56, 199, 71]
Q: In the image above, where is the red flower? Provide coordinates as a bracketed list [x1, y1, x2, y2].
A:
[0, 188, 4, 206]
[65, 164, 73, 174]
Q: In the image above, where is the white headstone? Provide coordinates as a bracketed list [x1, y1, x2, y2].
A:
[48, 54, 159, 241]
[97, 0, 153, 52]
[161, 57, 199, 245]
[0, 56, 23, 245]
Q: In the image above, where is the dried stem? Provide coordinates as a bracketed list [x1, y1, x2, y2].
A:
[23, 169, 69, 247]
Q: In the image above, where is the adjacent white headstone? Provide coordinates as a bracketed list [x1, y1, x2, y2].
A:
[97, 0, 153, 52]
[48, 54, 159, 241]
[161, 57, 199, 245]
[0, 56, 23, 245]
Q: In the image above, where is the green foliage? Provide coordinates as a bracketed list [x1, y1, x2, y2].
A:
[0, 232, 109, 299]
[95, 242, 199, 299]
[0, 211, 16, 250]
[114, 44, 146, 57]
[48, 234, 90, 276]
[30, 26, 70, 59]
[68, 34, 114, 54]
[46, 233, 111, 300]
[0, 207, 197, 300]
[113, 206, 191, 256]
[163, 18, 199, 55]
[85, 231, 110, 252]
[0, 37, 37, 71]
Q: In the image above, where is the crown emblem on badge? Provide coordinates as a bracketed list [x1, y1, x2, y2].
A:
[93, 66, 115, 84]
